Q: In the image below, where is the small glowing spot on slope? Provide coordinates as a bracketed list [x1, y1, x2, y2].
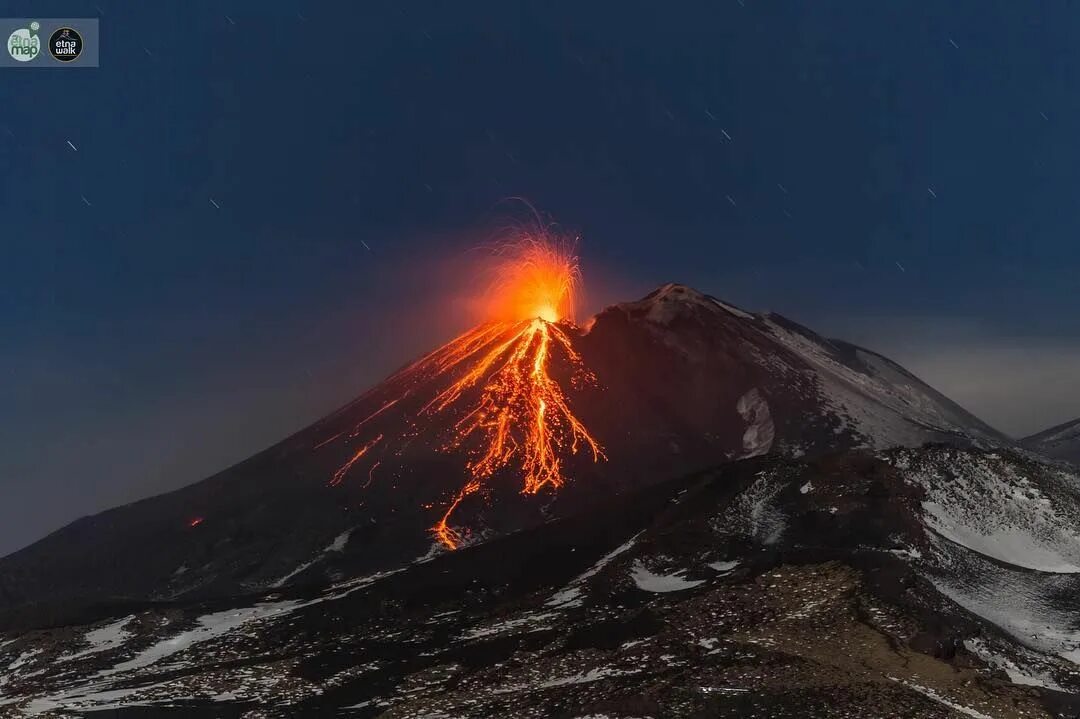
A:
[329, 435, 383, 487]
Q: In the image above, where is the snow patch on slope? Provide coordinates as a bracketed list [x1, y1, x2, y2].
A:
[270, 527, 356, 587]
[888, 678, 994, 719]
[712, 298, 754, 320]
[926, 533, 1080, 667]
[736, 388, 774, 458]
[326, 529, 353, 552]
[108, 602, 299, 674]
[493, 665, 642, 694]
[547, 533, 641, 608]
[61, 616, 135, 662]
[895, 449, 1080, 573]
[639, 284, 724, 325]
[630, 562, 704, 593]
[759, 319, 996, 449]
[964, 637, 1064, 690]
[716, 470, 787, 545]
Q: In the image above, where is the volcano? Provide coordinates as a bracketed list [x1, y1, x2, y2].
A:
[1023, 417, 1080, 465]
[0, 282, 1006, 617]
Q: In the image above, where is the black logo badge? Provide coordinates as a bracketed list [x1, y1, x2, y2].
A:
[48, 27, 82, 63]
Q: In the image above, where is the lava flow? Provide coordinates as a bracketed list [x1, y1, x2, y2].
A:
[425, 315, 605, 547]
[423, 235, 604, 548]
[329, 231, 606, 550]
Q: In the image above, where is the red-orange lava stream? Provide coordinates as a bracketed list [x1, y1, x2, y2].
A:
[424, 317, 604, 548]
[328, 231, 605, 549]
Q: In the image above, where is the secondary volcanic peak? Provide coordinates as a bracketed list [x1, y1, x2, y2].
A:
[328, 231, 606, 550]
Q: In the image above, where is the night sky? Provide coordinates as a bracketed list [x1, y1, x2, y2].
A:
[3, 1, 1080, 555]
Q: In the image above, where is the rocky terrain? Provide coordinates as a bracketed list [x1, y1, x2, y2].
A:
[3, 446, 1080, 717]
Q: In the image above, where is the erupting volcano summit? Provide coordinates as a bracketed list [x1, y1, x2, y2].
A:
[327, 231, 605, 549]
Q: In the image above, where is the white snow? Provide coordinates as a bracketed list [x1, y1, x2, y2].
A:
[494, 666, 641, 694]
[1, 564, 411, 714]
[630, 562, 704, 593]
[326, 529, 353, 552]
[928, 533, 1080, 667]
[888, 547, 923, 561]
[699, 686, 750, 694]
[538, 666, 639, 687]
[896, 449, 1080, 573]
[270, 558, 319, 588]
[923, 508, 1080, 573]
[61, 616, 135, 661]
[963, 637, 1063, 691]
[719, 470, 786, 545]
[6, 648, 41, 671]
[712, 298, 754, 320]
[736, 388, 775, 458]
[104, 568, 403, 675]
[707, 560, 740, 573]
[108, 602, 299, 674]
[461, 612, 557, 640]
[799, 481, 814, 494]
[12, 678, 178, 715]
[759, 319, 996, 449]
[638, 284, 724, 325]
[1060, 648, 1080, 664]
[546, 533, 641, 608]
[889, 678, 995, 719]
[545, 584, 584, 609]
[270, 527, 357, 587]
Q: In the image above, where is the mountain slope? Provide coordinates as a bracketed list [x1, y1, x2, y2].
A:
[0, 284, 1008, 613]
[1023, 417, 1080, 465]
[2, 447, 1077, 717]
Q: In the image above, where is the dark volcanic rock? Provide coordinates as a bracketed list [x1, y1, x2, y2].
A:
[1, 447, 1077, 717]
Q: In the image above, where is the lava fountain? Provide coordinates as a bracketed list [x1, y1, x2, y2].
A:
[327, 227, 606, 549]
[423, 233, 604, 548]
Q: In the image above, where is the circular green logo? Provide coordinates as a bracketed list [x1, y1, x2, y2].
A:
[7, 22, 41, 63]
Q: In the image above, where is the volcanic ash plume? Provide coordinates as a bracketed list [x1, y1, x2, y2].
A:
[328, 230, 606, 549]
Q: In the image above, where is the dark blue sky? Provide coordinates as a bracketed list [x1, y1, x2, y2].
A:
[3, 1, 1080, 554]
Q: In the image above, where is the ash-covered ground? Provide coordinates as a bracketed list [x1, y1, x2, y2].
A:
[3, 447, 1080, 718]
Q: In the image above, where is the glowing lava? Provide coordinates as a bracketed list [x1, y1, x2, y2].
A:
[425, 315, 604, 548]
[423, 235, 603, 548]
[329, 434, 382, 487]
[328, 228, 605, 550]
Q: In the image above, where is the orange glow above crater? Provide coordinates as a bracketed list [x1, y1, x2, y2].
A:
[481, 235, 580, 324]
